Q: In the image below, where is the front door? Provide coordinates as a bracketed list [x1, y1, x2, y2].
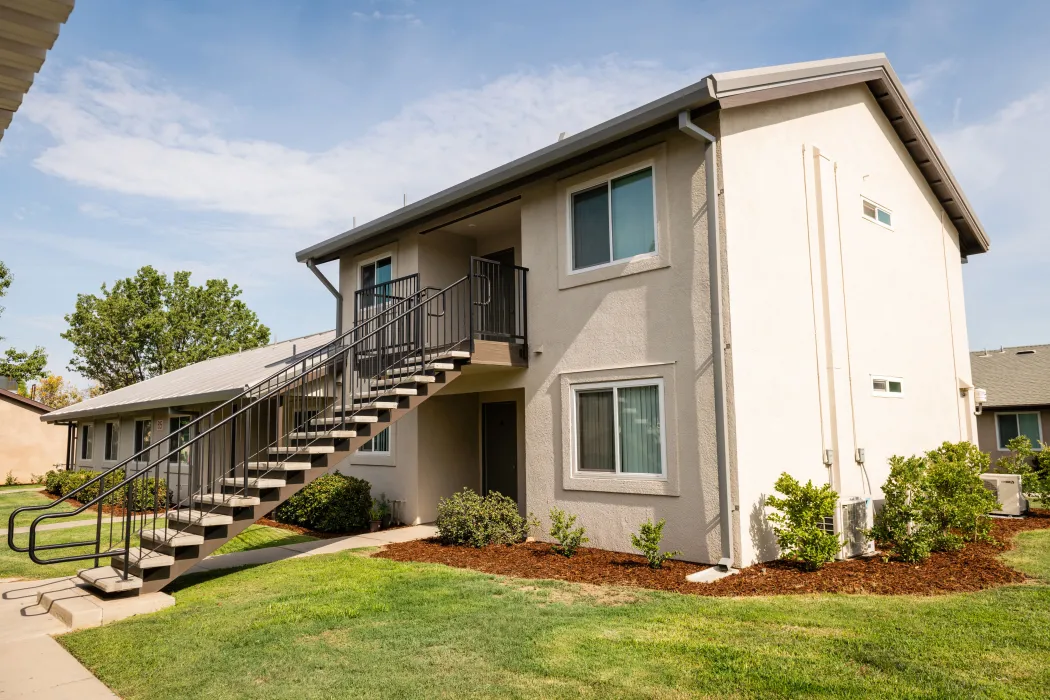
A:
[482, 401, 518, 502]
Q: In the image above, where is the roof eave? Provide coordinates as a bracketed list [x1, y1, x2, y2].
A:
[42, 389, 241, 423]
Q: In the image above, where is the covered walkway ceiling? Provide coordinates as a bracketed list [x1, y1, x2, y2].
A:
[0, 0, 74, 142]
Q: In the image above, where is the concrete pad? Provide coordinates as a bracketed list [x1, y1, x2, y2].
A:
[30, 577, 175, 630]
[685, 567, 741, 583]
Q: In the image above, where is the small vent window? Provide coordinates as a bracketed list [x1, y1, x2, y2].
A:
[872, 376, 903, 397]
[862, 198, 892, 229]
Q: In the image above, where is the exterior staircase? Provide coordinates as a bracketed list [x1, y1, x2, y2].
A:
[8, 258, 527, 596]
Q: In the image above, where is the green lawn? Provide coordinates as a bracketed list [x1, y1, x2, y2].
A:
[0, 490, 100, 530]
[0, 523, 316, 580]
[0, 483, 42, 491]
[213, 524, 316, 555]
[59, 531, 1050, 700]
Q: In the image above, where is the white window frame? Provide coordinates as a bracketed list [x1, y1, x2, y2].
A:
[80, 424, 93, 461]
[995, 411, 1043, 451]
[357, 250, 396, 291]
[570, 377, 667, 480]
[861, 196, 893, 230]
[566, 161, 659, 275]
[357, 426, 391, 455]
[103, 420, 120, 462]
[871, 375, 904, 398]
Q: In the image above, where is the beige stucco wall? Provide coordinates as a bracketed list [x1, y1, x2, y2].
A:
[720, 84, 978, 565]
[0, 398, 66, 482]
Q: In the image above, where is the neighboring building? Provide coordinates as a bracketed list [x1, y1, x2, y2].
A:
[21, 53, 991, 596]
[971, 345, 1050, 462]
[43, 332, 334, 498]
[0, 0, 75, 141]
[0, 388, 68, 483]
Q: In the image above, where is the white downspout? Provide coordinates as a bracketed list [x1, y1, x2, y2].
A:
[679, 109, 734, 570]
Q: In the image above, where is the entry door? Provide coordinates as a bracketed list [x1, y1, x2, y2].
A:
[482, 401, 518, 501]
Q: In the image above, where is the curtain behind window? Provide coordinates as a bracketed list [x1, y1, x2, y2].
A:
[577, 389, 615, 471]
[618, 385, 662, 474]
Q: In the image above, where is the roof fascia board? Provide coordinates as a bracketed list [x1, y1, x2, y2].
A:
[295, 77, 715, 264]
[42, 389, 240, 423]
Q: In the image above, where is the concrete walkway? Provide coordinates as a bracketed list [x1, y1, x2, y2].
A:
[190, 523, 438, 573]
[0, 577, 117, 698]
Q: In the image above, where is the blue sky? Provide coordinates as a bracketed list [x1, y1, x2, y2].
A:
[1, 1, 1048, 386]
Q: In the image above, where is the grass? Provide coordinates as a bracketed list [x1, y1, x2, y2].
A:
[0, 522, 317, 580]
[0, 483, 42, 491]
[0, 490, 100, 530]
[213, 524, 316, 555]
[1001, 529, 1050, 581]
[59, 535, 1050, 699]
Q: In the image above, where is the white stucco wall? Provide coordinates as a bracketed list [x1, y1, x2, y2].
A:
[720, 84, 977, 565]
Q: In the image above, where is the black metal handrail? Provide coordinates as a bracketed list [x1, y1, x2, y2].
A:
[471, 256, 528, 348]
[9, 275, 468, 572]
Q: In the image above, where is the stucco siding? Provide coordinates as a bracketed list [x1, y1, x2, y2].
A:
[721, 84, 974, 564]
[0, 400, 66, 482]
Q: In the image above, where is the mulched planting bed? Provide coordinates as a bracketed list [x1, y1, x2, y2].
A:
[376, 509, 1050, 597]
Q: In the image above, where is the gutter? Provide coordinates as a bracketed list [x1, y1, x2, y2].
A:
[307, 260, 344, 337]
[678, 106, 734, 571]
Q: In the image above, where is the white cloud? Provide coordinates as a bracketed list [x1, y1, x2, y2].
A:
[20, 58, 702, 238]
[902, 59, 954, 99]
[352, 10, 422, 25]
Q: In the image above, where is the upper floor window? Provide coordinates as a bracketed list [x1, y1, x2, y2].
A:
[570, 166, 656, 271]
[862, 198, 892, 229]
[996, 412, 1042, 451]
[359, 255, 393, 307]
[872, 375, 903, 397]
[104, 421, 120, 461]
[80, 424, 93, 460]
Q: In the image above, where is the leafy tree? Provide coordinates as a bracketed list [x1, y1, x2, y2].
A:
[24, 375, 83, 410]
[0, 261, 49, 387]
[62, 266, 271, 391]
[765, 473, 840, 570]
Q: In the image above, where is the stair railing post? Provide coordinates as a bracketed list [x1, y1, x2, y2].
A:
[123, 478, 133, 580]
[468, 259, 475, 353]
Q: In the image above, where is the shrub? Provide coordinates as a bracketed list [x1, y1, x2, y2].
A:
[42, 469, 170, 511]
[436, 488, 532, 547]
[924, 441, 997, 547]
[4, 471, 16, 486]
[549, 507, 588, 557]
[1000, 436, 1050, 505]
[630, 518, 681, 569]
[869, 455, 937, 563]
[765, 472, 840, 571]
[273, 473, 372, 532]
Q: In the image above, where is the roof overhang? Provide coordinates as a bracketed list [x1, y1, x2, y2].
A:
[296, 53, 989, 264]
[41, 389, 239, 424]
[0, 0, 75, 142]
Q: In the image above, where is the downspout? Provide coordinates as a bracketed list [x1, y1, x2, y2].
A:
[306, 259, 343, 337]
[678, 108, 734, 570]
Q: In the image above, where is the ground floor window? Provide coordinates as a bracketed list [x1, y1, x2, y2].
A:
[134, 419, 152, 454]
[168, 416, 193, 464]
[573, 379, 665, 477]
[80, 424, 93, 460]
[104, 421, 120, 461]
[996, 412, 1042, 450]
[358, 427, 390, 454]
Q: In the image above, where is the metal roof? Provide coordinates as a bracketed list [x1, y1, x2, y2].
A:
[296, 53, 989, 264]
[43, 331, 335, 423]
[971, 345, 1050, 409]
[0, 0, 75, 142]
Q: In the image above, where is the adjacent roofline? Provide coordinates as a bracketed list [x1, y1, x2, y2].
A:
[295, 53, 989, 264]
[0, 387, 50, 413]
[41, 388, 240, 423]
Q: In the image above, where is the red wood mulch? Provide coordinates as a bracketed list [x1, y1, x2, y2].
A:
[375, 510, 1050, 597]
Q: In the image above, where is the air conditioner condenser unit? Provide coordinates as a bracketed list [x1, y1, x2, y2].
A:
[837, 496, 875, 559]
[979, 473, 1029, 517]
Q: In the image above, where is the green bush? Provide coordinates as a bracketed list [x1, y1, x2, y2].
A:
[42, 469, 170, 512]
[630, 518, 681, 569]
[273, 473, 372, 532]
[765, 473, 840, 571]
[1001, 436, 1050, 505]
[869, 455, 937, 563]
[871, 442, 999, 563]
[436, 488, 532, 547]
[549, 507, 588, 557]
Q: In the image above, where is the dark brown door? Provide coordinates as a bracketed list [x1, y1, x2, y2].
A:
[482, 401, 518, 502]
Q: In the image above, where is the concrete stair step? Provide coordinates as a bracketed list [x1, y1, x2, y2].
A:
[331, 400, 399, 411]
[383, 362, 454, 376]
[167, 510, 234, 527]
[192, 494, 261, 508]
[220, 477, 286, 489]
[139, 528, 205, 547]
[268, 445, 334, 455]
[112, 547, 175, 570]
[370, 375, 436, 388]
[244, 461, 311, 472]
[77, 566, 143, 594]
[287, 430, 358, 439]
